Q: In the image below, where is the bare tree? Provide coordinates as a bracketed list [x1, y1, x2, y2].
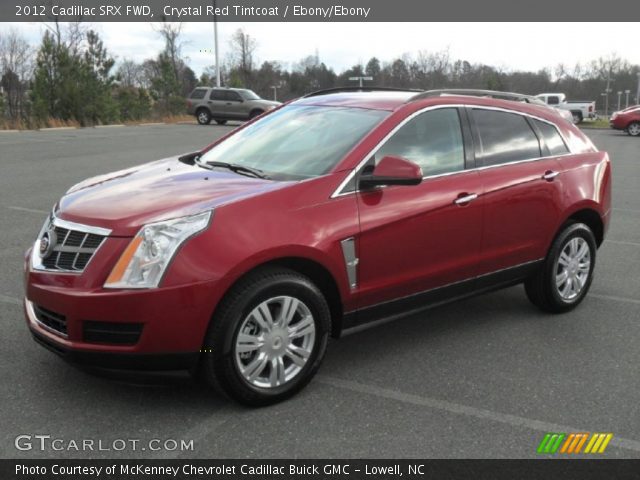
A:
[154, 22, 184, 84]
[229, 29, 257, 86]
[117, 59, 144, 88]
[0, 29, 34, 121]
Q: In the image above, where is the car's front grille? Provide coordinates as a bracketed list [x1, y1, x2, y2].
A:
[83, 321, 143, 345]
[33, 304, 67, 337]
[37, 219, 107, 273]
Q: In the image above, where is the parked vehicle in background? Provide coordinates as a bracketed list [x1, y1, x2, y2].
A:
[610, 105, 640, 136]
[535, 93, 596, 124]
[24, 87, 611, 406]
[187, 87, 281, 125]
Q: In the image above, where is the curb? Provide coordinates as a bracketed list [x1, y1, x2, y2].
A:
[0, 129, 20, 133]
[138, 122, 166, 126]
[38, 126, 77, 131]
[95, 124, 125, 128]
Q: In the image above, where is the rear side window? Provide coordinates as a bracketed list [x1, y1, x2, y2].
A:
[224, 91, 243, 102]
[472, 109, 541, 166]
[547, 96, 560, 105]
[533, 119, 569, 156]
[210, 90, 225, 100]
[190, 89, 207, 99]
[375, 108, 465, 176]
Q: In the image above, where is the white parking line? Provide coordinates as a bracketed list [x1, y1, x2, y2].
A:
[590, 293, 640, 306]
[317, 375, 640, 454]
[606, 239, 640, 247]
[7, 206, 48, 214]
[613, 208, 640, 214]
[0, 294, 21, 306]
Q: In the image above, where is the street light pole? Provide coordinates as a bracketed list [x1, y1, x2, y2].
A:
[212, 0, 221, 87]
[625, 90, 631, 109]
[617, 91, 622, 111]
[636, 72, 640, 105]
[271, 85, 278, 101]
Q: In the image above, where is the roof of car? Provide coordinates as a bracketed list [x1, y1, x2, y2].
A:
[293, 91, 417, 111]
[292, 90, 561, 121]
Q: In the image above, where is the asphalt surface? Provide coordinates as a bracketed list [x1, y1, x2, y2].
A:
[0, 125, 638, 459]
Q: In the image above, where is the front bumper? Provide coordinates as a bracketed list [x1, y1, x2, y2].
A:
[25, 258, 219, 370]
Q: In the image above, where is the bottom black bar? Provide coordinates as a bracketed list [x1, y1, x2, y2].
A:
[3, 459, 640, 480]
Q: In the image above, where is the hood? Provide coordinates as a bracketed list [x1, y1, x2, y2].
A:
[57, 156, 291, 236]
[254, 99, 281, 108]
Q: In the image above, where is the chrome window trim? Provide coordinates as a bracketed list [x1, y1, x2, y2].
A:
[330, 103, 573, 199]
[31, 214, 112, 274]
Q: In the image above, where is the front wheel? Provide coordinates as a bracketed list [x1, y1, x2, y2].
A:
[525, 222, 596, 313]
[200, 267, 331, 406]
[627, 122, 640, 137]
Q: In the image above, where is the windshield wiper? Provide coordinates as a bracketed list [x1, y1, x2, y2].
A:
[201, 161, 270, 179]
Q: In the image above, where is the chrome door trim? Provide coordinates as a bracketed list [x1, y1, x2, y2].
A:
[330, 104, 573, 199]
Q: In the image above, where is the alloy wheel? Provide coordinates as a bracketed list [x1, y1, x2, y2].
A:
[234, 296, 316, 389]
[555, 237, 591, 301]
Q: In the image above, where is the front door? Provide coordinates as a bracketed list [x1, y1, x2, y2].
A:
[355, 107, 484, 311]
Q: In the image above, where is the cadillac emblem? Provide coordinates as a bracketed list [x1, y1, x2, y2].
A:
[39, 229, 57, 259]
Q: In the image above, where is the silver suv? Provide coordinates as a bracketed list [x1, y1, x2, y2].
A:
[187, 87, 280, 125]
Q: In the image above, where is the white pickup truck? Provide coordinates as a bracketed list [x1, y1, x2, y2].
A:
[535, 93, 596, 124]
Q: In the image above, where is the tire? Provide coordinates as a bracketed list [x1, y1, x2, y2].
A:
[627, 122, 640, 137]
[571, 111, 583, 124]
[249, 109, 264, 119]
[199, 267, 331, 406]
[525, 222, 597, 313]
[196, 108, 211, 125]
[214, 119, 227, 125]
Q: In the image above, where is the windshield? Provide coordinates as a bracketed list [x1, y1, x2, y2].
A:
[239, 89, 261, 101]
[198, 105, 388, 180]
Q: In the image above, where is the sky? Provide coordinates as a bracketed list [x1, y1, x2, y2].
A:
[5, 22, 640, 76]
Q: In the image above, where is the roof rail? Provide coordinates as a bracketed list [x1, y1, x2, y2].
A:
[304, 86, 422, 98]
[409, 89, 544, 104]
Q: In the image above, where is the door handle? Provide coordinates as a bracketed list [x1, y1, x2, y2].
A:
[454, 193, 478, 205]
[542, 170, 559, 181]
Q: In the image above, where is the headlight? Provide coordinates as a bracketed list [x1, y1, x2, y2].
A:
[104, 211, 212, 289]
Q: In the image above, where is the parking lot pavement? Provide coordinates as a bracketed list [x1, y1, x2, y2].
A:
[0, 126, 638, 459]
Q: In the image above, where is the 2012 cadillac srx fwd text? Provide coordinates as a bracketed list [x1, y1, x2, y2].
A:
[24, 88, 612, 405]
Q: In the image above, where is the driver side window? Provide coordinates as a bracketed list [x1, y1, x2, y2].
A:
[375, 108, 465, 177]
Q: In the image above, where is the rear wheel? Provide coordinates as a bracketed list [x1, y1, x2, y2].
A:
[628, 122, 640, 136]
[199, 267, 331, 406]
[196, 109, 211, 125]
[571, 111, 583, 124]
[525, 222, 596, 313]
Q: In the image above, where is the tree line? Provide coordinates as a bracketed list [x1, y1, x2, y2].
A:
[1, 23, 639, 129]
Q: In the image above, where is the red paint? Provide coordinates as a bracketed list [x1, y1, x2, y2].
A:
[24, 92, 612, 362]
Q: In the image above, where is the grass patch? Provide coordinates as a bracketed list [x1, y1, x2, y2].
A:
[579, 118, 610, 129]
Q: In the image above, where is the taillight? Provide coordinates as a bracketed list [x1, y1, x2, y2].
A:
[589, 105, 593, 112]
[187, 100, 192, 108]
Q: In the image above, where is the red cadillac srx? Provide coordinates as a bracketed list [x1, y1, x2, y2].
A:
[24, 88, 612, 405]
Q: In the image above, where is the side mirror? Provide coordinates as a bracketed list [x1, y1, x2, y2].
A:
[359, 155, 423, 189]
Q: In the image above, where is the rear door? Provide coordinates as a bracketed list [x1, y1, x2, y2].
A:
[470, 107, 565, 274]
[207, 89, 226, 117]
[355, 107, 484, 308]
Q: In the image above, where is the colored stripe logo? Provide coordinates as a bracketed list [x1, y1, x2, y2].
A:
[537, 433, 613, 454]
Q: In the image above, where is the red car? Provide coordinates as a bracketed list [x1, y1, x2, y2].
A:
[24, 88, 612, 405]
[610, 105, 640, 136]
